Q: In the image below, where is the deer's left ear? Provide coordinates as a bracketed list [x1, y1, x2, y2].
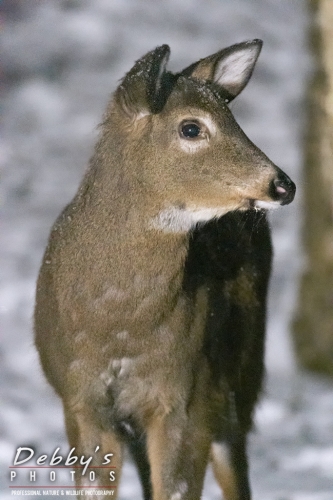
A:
[181, 39, 262, 102]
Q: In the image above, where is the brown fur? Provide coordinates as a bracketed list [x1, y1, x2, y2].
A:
[35, 42, 295, 499]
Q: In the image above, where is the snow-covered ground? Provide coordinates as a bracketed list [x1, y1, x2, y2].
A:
[1, 1, 332, 499]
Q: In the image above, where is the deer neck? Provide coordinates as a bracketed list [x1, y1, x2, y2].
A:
[78, 171, 191, 309]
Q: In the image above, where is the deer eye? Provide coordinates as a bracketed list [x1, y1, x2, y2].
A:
[180, 121, 202, 139]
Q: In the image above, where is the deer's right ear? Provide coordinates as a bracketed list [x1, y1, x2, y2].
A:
[115, 45, 170, 119]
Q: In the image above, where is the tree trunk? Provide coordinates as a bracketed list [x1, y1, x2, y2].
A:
[293, 0, 333, 376]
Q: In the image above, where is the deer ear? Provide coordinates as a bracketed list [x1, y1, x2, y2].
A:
[115, 45, 170, 118]
[181, 39, 262, 102]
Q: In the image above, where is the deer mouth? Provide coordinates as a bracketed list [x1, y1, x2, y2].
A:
[243, 171, 296, 211]
[247, 199, 281, 210]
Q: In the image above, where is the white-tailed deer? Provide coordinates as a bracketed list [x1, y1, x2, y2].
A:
[35, 40, 295, 500]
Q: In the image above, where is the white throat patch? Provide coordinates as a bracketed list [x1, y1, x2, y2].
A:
[151, 206, 231, 233]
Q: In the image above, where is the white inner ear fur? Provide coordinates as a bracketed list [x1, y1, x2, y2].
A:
[155, 53, 169, 93]
[214, 46, 259, 90]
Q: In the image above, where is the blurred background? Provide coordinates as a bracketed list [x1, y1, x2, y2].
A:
[1, 1, 332, 499]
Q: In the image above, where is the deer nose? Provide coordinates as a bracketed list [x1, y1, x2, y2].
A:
[270, 172, 296, 206]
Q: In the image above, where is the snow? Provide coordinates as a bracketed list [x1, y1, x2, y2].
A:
[1, 0, 332, 499]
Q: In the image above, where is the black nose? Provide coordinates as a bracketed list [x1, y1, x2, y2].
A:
[270, 172, 296, 206]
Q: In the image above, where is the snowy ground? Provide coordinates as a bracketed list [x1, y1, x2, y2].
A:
[1, 1, 332, 499]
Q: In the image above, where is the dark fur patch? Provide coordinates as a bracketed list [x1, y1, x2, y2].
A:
[183, 210, 272, 431]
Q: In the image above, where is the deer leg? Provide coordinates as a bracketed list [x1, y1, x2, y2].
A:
[127, 434, 152, 500]
[63, 404, 123, 499]
[211, 435, 251, 500]
[146, 395, 211, 500]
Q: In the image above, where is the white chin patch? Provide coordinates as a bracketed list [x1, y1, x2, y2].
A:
[151, 206, 232, 233]
[254, 200, 281, 210]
